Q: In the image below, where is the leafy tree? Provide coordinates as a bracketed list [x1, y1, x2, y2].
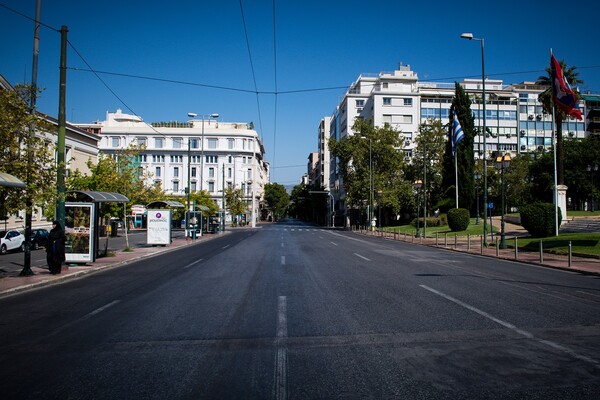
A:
[441, 82, 475, 211]
[224, 187, 246, 225]
[411, 119, 447, 216]
[563, 134, 600, 210]
[536, 59, 583, 185]
[264, 183, 289, 221]
[0, 84, 56, 220]
[329, 118, 410, 225]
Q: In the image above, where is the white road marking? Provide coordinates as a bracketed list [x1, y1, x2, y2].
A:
[420, 284, 600, 369]
[46, 300, 121, 338]
[222, 244, 230, 249]
[354, 253, 371, 261]
[330, 242, 338, 246]
[274, 296, 288, 400]
[183, 258, 204, 269]
[281, 256, 286, 266]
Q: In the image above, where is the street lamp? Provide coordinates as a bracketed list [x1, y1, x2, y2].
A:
[474, 172, 482, 225]
[495, 153, 511, 249]
[461, 32, 488, 246]
[359, 136, 374, 230]
[185, 112, 219, 238]
[413, 180, 422, 237]
[587, 164, 598, 212]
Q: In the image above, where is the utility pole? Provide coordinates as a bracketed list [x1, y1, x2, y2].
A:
[20, 0, 42, 276]
[56, 25, 68, 228]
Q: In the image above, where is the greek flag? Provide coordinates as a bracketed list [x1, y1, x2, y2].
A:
[452, 111, 465, 156]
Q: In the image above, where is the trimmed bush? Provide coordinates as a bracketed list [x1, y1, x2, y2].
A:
[411, 216, 447, 228]
[447, 208, 470, 231]
[520, 202, 562, 238]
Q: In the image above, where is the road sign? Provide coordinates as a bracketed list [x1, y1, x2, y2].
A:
[488, 202, 494, 209]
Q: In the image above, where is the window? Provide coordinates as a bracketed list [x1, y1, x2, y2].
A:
[383, 115, 392, 124]
[206, 155, 218, 163]
[111, 137, 121, 147]
[190, 138, 199, 149]
[138, 167, 144, 178]
[173, 167, 179, 178]
[172, 181, 179, 193]
[403, 98, 412, 106]
[382, 82, 388, 89]
[383, 97, 392, 106]
[172, 137, 182, 149]
[170, 155, 182, 163]
[208, 181, 215, 192]
[191, 167, 197, 178]
[136, 137, 147, 147]
[208, 167, 215, 178]
[228, 168, 232, 178]
[207, 138, 218, 149]
[155, 167, 161, 177]
[228, 156, 233, 163]
[155, 137, 164, 148]
[191, 181, 197, 192]
[228, 139, 235, 149]
[356, 99, 365, 107]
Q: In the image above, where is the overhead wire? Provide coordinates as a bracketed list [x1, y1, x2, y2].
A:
[238, 0, 264, 140]
[271, 0, 279, 182]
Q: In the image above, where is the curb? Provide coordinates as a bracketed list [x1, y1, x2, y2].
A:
[0, 232, 227, 299]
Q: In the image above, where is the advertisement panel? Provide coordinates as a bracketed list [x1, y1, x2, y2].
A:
[65, 202, 95, 263]
[147, 209, 171, 245]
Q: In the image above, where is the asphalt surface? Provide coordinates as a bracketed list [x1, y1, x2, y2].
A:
[1, 219, 599, 399]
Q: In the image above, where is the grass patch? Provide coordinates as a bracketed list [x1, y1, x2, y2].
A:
[122, 247, 134, 253]
[516, 234, 600, 256]
[384, 218, 497, 237]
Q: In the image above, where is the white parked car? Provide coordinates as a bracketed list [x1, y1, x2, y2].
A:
[0, 230, 25, 255]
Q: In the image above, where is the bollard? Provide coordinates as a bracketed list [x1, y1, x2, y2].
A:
[515, 237, 518, 260]
[454, 234, 458, 248]
[568, 241, 572, 267]
[495, 239, 499, 257]
[539, 240, 543, 264]
[481, 235, 484, 255]
[444, 233, 448, 247]
[467, 234, 471, 252]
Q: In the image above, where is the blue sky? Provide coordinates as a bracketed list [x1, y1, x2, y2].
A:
[2, 0, 599, 186]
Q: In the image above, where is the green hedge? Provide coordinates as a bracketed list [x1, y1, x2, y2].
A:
[447, 208, 470, 231]
[520, 202, 562, 237]
[411, 216, 447, 228]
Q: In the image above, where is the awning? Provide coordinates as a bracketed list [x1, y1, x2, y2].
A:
[146, 200, 184, 208]
[67, 191, 129, 203]
[582, 95, 600, 102]
[0, 172, 26, 188]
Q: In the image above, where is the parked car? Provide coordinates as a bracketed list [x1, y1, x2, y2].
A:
[30, 228, 49, 250]
[0, 230, 25, 255]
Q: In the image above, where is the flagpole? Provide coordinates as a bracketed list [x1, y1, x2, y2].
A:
[455, 153, 459, 208]
[550, 48, 559, 236]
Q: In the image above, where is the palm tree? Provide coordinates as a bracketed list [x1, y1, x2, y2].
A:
[536, 59, 583, 185]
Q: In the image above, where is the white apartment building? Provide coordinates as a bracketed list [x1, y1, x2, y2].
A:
[316, 117, 331, 189]
[327, 63, 589, 224]
[79, 109, 269, 224]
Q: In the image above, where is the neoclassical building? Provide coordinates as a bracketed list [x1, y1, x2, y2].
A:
[78, 109, 269, 225]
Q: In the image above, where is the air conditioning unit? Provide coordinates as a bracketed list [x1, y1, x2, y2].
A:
[536, 114, 542, 120]
[357, 108, 363, 112]
[404, 140, 411, 146]
[404, 156, 411, 161]
[537, 145, 544, 151]
[520, 145, 526, 151]
[520, 130, 526, 136]
[528, 115, 534, 120]
[568, 131, 575, 137]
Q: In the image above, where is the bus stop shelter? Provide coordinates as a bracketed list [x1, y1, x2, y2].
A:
[65, 191, 129, 263]
[0, 172, 26, 188]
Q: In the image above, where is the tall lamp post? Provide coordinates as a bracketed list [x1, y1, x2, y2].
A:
[461, 32, 488, 246]
[185, 112, 219, 237]
[587, 164, 598, 212]
[359, 136, 373, 230]
[413, 180, 422, 237]
[495, 153, 511, 249]
[474, 172, 482, 225]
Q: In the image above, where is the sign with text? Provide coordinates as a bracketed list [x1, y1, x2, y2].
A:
[147, 209, 171, 245]
[65, 202, 95, 263]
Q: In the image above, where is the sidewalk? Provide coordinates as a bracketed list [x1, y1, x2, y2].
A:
[0, 231, 226, 298]
[357, 218, 600, 276]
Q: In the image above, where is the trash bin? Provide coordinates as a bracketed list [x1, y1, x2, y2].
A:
[110, 221, 118, 237]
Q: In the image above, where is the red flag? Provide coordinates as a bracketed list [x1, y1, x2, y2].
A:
[551, 54, 582, 120]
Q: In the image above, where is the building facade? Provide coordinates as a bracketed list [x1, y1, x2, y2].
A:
[328, 64, 591, 224]
[79, 109, 269, 225]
